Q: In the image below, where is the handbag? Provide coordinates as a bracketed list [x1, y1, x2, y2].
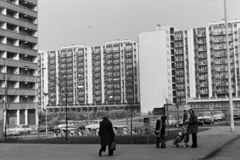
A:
[154, 130, 160, 135]
[110, 142, 116, 151]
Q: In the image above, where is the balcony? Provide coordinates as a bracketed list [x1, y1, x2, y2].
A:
[198, 61, 207, 66]
[199, 83, 208, 87]
[198, 69, 207, 73]
[0, 43, 37, 56]
[197, 33, 206, 37]
[3, 103, 35, 109]
[197, 40, 206, 44]
[0, 88, 35, 96]
[0, 58, 37, 69]
[174, 50, 183, 54]
[0, 14, 37, 31]
[198, 47, 206, 52]
[0, 1, 37, 17]
[0, 73, 35, 82]
[212, 30, 233, 36]
[106, 49, 112, 53]
[125, 53, 132, 58]
[198, 76, 208, 80]
[174, 36, 183, 41]
[199, 89, 208, 94]
[174, 43, 183, 48]
[113, 49, 120, 53]
[105, 55, 113, 60]
[176, 71, 184, 75]
[125, 47, 132, 52]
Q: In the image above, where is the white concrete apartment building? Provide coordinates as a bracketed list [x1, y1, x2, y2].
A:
[0, 0, 38, 127]
[38, 40, 140, 112]
[138, 19, 240, 113]
[138, 25, 176, 113]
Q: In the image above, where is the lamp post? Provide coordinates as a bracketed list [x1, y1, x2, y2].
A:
[34, 68, 38, 130]
[43, 92, 48, 135]
[64, 75, 68, 142]
[223, 0, 234, 132]
[130, 102, 133, 144]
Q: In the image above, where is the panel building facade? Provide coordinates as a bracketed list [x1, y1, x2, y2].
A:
[138, 19, 240, 112]
[39, 40, 140, 112]
[0, 0, 38, 127]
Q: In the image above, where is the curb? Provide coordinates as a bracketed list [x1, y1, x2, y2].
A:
[192, 134, 240, 160]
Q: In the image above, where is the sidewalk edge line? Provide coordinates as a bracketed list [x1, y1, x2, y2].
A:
[192, 134, 240, 160]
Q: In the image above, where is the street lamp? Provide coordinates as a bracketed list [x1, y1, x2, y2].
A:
[223, 0, 234, 132]
[64, 75, 68, 142]
[43, 92, 48, 135]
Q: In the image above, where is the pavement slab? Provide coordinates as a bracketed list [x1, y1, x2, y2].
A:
[0, 126, 239, 160]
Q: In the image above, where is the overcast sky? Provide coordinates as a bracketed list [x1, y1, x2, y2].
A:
[38, 0, 240, 51]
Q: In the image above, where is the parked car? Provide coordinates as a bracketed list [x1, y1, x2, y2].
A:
[57, 120, 78, 129]
[233, 109, 240, 119]
[38, 125, 56, 132]
[197, 112, 215, 125]
[3, 126, 21, 136]
[17, 125, 32, 134]
[213, 111, 225, 121]
[166, 116, 178, 127]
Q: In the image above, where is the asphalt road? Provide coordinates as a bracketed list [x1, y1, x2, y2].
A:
[206, 136, 240, 160]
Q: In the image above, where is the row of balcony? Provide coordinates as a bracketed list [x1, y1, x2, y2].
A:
[212, 30, 233, 36]
[0, 14, 37, 31]
[212, 37, 233, 43]
[0, 28, 37, 44]
[0, 43, 37, 56]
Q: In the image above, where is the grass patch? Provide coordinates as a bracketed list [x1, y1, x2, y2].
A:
[0, 128, 209, 144]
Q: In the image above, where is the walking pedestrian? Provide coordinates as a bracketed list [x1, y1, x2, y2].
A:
[155, 115, 166, 148]
[98, 113, 115, 156]
[186, 109, 198, 148]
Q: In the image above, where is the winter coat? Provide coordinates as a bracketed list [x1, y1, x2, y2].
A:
[183, 112, 188, 124]
[99, 118, 115, 145]
[155, 116, 166, 136]
[187, 114, 198, 134]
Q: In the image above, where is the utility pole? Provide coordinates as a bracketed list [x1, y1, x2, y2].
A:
[224, 0, 234, 132]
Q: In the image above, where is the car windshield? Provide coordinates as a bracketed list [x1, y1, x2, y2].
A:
[199, 113, 210, 116]
[214, 112, 222, 115]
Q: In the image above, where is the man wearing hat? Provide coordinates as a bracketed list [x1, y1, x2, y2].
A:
[98, 113, 115, 156]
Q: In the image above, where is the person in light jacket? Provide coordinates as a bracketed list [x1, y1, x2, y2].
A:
[98, 114, 115, 156]
[186, 109, 198, 148]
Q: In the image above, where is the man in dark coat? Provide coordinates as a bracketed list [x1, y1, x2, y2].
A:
[186, 109, 198, 148]
[98, 114, 115, 156]
[155, 115, 166, 148]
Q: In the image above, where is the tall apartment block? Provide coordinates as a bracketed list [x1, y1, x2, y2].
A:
[138, 25, 177, 113]
[139, 19, 240, 112]
[39, 40, 140, 112]
[186, 19, 240, 110]
[0, 0, 38, 127]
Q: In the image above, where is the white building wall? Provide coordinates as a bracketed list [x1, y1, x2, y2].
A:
[87, 47, 93, 105]
[206, 28, 212, 98]
[138, 30, 170, 113]
[187, 29, 196, 99]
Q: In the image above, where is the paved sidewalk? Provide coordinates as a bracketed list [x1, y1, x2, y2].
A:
[0, 126, 239, 160]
